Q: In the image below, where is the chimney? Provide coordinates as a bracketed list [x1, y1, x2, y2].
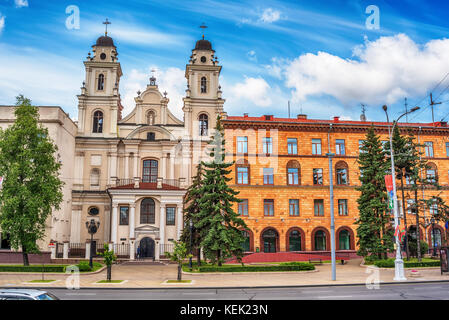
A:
[243, 113, 248, 118]
[333, 116, 340, 122]
[264, 115, 273, 121]
[297, 114, 307, 120]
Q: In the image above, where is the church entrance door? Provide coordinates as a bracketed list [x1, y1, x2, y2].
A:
[139, 237, 155, 259]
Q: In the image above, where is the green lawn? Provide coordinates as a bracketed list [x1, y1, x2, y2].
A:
[166, 280, 192, 283]
[27, 279, 57, 283]
[96, 280, 124, 283]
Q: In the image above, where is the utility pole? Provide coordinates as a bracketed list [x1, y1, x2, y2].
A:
[288, 100, 291, 118]
[430, 93, 441, 123]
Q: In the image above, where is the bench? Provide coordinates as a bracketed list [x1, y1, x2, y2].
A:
[309, 259, 322, 265]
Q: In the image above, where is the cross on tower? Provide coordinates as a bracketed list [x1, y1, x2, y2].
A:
[199, 23, 207, 40]
[103, 19, 111, 36]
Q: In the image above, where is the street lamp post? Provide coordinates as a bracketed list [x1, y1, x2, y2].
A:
[189, 220, 193, 269]
[326, 151, 336, 281]
[383, 105, 419, 281]
[431, 217, 437, 257]
[86, 219, 100, 269]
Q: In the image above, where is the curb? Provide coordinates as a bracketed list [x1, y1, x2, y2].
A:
[0, 266, 107, 276]
[182, 269, 319, 275]
[4, 279, 449, 290]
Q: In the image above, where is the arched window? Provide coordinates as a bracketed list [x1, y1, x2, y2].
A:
[262, 228, 278, 253]
[98, 74, 105, 91]
[315, 230, 327, 251]
[199, 114, 208, 136]
[335, 161, 349, 185]
[142, 160, 158, 183]
[88, 207, 99, 216]
[286, 160, 300, 185]
[93, 111, 103, 133]
[426, 162, 438, 183]
[147, 111, 155, 125]
[90, 169, 100, 187]
[339, 230, 350, 250]
[140, 198, 155, 224]
[236, 159, 250, 185]
[242, 230, 250, 252]
[200, 76, 207, 93]
[431, 227, 442, 248]
[289, 230, 302, 251]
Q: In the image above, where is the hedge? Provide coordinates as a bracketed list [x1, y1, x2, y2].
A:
[374, 259, 440, 268]
[0, 265, 66, 272]
[197, 263, 315, 273]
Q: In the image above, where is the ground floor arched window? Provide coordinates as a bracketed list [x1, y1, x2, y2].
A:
[262, 229, 278, 253]
[431, 228, 442, 248]
[315, 230, 327, 251]
[339, 230, 350, 250]
[289, 230, 302, 251]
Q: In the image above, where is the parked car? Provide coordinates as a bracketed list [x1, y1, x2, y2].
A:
[0, 289, 59, 300]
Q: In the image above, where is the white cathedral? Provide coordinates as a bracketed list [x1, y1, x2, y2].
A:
[0, 29, 226, 260]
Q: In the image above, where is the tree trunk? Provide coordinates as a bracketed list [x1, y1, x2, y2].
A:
[177, 264, 182, 281]
[107, 265, 111, 281]
[400, 176, 410, 260]
[22, 244, 29, 266]
[197, 247, 201, 266]
[415, 188, 422, 262]
[217, 250, 222, 267]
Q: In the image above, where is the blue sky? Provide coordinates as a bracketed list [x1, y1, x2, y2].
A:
[1, 0, 449, 123]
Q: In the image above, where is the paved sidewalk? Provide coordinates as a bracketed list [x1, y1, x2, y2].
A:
[0, 259, 448, 288]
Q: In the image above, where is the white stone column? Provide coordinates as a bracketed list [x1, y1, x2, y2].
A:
[63, 242, 69, 259]
[111, 203, 118, 244]
[176, 205, 183, 240]
[161, 154, 167, 179]
[159, 204, 166, 244]
[155, 240, 160, 261]
[111, 152, 118, 181]
[124, 153, 129, 179]
[129, 203, 135, 239]
[69, 209, 81, 243]
[169, 154, 175, 179]
[133, 153, 140, 178]
[50, 247, 56, 259]
[85, 242, 91, 260]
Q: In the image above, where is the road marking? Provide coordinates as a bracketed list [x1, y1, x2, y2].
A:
[318, 295, 353, 299]
[64, 293, 97, 296]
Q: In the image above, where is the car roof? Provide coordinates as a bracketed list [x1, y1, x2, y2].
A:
[0, 289, 48, 297]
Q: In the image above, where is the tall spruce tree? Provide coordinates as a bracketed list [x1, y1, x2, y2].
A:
[0, 96, 63, 265]
[356, 126, 393, 259]
[196, 115, 248, 266]
[181, 163, 204, 266]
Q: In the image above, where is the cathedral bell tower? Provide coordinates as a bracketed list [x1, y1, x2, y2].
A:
[183, 30, 225, 139]
[77, 19, 123, 137]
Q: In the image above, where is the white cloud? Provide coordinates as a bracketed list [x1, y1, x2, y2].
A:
[14, 0, 28, 8]
[121, 66, 185, 119]
[229, 77, 272, 107]
[282, 34, 449, 107]
[259, 8, 281, 23]
[0, 14, 4, 34]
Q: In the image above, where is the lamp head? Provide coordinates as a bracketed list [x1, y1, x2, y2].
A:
[411, 106, 420, 112]
[382, 105, 388, 112]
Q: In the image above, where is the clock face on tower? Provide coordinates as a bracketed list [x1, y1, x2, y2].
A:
[100, 53, 107, 60]
[200, 56, 206, 63]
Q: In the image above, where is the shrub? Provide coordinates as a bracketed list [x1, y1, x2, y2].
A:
[197, 264, 315, 273]
[373, 258, 440, 268]
[0, 265, 66, 272]
[77, 261, 92, 272]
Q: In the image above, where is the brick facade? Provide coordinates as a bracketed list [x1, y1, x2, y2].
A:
[223, 114, 449, 253]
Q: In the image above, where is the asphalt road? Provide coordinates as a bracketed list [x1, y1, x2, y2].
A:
[42, 282, 449, 300]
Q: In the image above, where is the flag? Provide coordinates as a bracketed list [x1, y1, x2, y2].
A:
[445, 221, 449, 230]
[385, 175, 393, 192]
[395, 225, 406, 243]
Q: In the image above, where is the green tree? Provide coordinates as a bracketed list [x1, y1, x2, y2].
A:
[356, 126, 393, 259]
[165, 240, 192, 281]
[0, 96, 63, 266]
[180, 163, 204, 266]
[197, 115, 248, 266]
[98, 243, 117, 281]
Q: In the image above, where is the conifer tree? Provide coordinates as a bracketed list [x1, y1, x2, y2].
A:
[356, 126, 393, 259]
[181, 163, 204, 266]
[0, 96, 63, 266]
[196, 115, 248, 266]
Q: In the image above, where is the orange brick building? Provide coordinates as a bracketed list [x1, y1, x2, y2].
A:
[222, 114, 449, 254]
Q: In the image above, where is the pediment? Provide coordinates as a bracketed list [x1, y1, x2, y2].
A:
[135, 225, 160, 233]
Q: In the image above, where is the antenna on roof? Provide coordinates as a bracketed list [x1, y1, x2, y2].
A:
[360, 103, 367, 122]
[288, 100, 291, 118]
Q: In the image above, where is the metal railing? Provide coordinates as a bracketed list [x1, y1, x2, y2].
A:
[160, 243, 174, 256]
[68, 243, 85, 258]
[162, 179, 179, 188]
[113, 244, 130, 257]
[115, 179, 135, 187]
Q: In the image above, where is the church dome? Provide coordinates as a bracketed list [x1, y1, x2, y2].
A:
[95, 35, 115, 47]
[194, 39, 213, 51]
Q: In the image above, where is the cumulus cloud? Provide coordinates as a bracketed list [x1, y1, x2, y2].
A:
[282, 34, 449, 106]
[14, 0, 28, 8]
[121, 67, 185, 119]
[229, 77, 272, 107]
[0, 14, 4, 34]
[259, 8, 281, 23]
